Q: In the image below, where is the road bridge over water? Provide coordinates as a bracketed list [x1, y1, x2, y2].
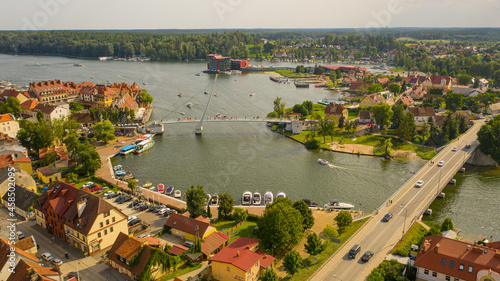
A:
[310, 119, 486, 281]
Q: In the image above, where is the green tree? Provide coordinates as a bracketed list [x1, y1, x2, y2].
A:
[186, 185, 206, 218]
[304, 233, 323, 256]
[388, 83, 401, 96]
[323, 225, 339, 239]
[218, 192, 234, 219]
[371, 103, 393, 129]
[457, 74, 472, 85]
[338, 115, 345, 129]
[273, 97, 286, 118]
[74, 141, 102, 176]
[232, 207, 248, 223]
[141, 89, 154, 104]
[477, 115, 500, 163]
[283, 250, 302, 276]
[1, 97, 21, 115]
[127, 180, 137, 193]
[367, 83, 383, 94]
[391, 103, 405, 129]
[477, 92, 496, 109]
[383, 138, 393, 157]
[69, 102, 85, 113]
[401, 81, 407, 93]
[329, 72, 337, 86]
[45, 151, 56, 165]
[66, 172, 78, 183]
[206, 204, 212, 218]
[92, 120, 116, 143]
[292, 104, 308, 117]
[63, 133, 80, 157]
[396, 113, 417, 141]
[433, 97, 444, 109]
[441, 217, 454, 231]
[17, 121, 54, 153]
[420, 123, 431, 144]
[261, 268, 279, 281]
[301, 101, 313, 115]
[36, 111, 45, 122]
[334, 210, 353, 230]
[257, 199, 303, 253]
[292, 200, 314, 230]
[444, 91, 464, 112]
[368, 259, 413, 281]
[304, 132, 320, 149]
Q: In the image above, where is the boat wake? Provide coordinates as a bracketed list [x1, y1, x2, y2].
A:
[327, 164, 347, 169]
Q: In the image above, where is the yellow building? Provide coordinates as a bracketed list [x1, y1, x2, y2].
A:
[165, 213, 216, 242]
[210, 237, 275, 281]
[324, 104, 348, 123]
[359, 93, 385, 108]
[37, 166, 62, 184]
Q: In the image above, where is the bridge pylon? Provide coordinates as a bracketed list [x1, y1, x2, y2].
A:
[195, 125, 203, 135]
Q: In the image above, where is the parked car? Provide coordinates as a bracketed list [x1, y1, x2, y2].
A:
[128, 218, 142, 226]
[361, 251, 374, 262]
[101, 186, 109, 190]
[41, 252, 53, 262]
[437, 161, 445, 167]
[134, 202, 146, 210]
[465, 144, 471, 149]
[104, 191, 115, 198]
[90, 185, 102, 192]
[138, 234, 149, 239]
[52, 258, 63, 266]
[348, 244, 361, 259]
[415, 180, 424, 188]
[148, 205, 157, 212]
[155, 205, 166, 213]
[253, 226, 259, 234]
[114, 195, 126, 203]
[17, 231, 25, 240]
[121, 196, 132, 203]
[138, 204, 149, 211]
[382, 213, 393, 222]
[128, 201, 139, 208]
[158, 208, 170, 215]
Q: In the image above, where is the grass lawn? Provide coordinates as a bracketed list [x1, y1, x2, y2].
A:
[347, 111, 357, 120]
[212, 219, 239, 232]
[160, 260, 202, 281]
[228, 221, 258, 243]
[283, 218, 370, 281]
[391, 67, 408, 72]
[416, 147, 436, 160]
[74, 176, 115, 190]
[391, 222, 428, 257]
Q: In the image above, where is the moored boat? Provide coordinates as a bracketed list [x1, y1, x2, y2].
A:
[318, 159, 330, 165]
[136, 134, 154, 141]
[211, 194, 219, 205]
[157, 184, 165, 193]
[302, 199, 319, 207]
[195, 73, 201, 76]
[186, 102, 193, 108]
[264, 192, 273, 205]
[120, 144, 136, 155]
[178, 93, 183, 97]
[242, 191, 252, 205]
[113, 165, 123, 171]
[165, 185, 174, 195]
[324, 199, 354, 210]
[143, 182, 152, 188]
[134, 139, 155, 154]
[253, 192, 261, 205]
[276, 192, 286, 199]
[174, 190, 182, 198]
[206, 194, 212, 204]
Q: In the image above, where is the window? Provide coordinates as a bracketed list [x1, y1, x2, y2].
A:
[468, 265, 473, 273]
[110, 227, 114, 232]
[106, 219, 109, 225]
[104, 211, 110, 217]
[454, 278, 459, 281]
[104, 230, 107, 235]
[450, 260, 455, 268]
[441, 258, 446, 266]
[424, 269, 429, 275]
[100, 222, 103, 228]
[227, 267, 230, 271]
[446, 276, 451, 281]
[459, 263, 464, 271]
[112, 217, 115, 223]
[432, 272, 437, 277]
[98, 232, 101, 238]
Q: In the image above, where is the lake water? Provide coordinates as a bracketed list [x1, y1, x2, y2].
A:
[1, 54, 498, 240]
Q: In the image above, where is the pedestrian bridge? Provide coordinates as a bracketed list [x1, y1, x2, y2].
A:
[154, 117, 291, 124]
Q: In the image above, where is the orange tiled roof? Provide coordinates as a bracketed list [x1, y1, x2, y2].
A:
[0, 113, 14, 122]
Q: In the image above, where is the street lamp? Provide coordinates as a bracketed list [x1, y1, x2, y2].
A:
[400, 205, 408, 239]
[76, 261, 81, 281]
[333, 275, 344, 281]
[436, 168, 443, 196]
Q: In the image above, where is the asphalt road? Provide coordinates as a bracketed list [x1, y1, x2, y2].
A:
[312, 120, 485, 281]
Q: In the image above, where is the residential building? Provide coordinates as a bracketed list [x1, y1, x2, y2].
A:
[414, 235, 500, 281]
[96, 86, 118, 108]
[2, 185, 37, 219]
[15, 236, 38, 255]
[0, 113, 19, 139]
[409, 84, 428, 100]
[285, 120, 303, 135]
[165, 213, 216, 242]
[34, 181, 128, 255]
[39, 146, 70, 168]
[201, 231, 230, 260]
[6, 258, 62, 281]
[0, 89, 30, 104]
[107, 232, 155, 280]
[360, 93, 386, 108]
[451, 110, 474, 124]
[0, 165, 36, 203]
[210, 237, 275, 281]
[422, 75, 453, 90]
[399, 95, 415, 107]
[486, 102, 500, 115]
[20, 99, 42, 117]
[375, 77, 390, 85]
[358, 110, 374, 124]
[0, 153, 32, 174]
[325, 104, 348, 123]
[207, 54, 232, 72]
[112, 93, 139, 111]
[0, 238, 41, 281]
[388, 50, 399, 61]
[350, 82, 372, 94]
[37, 166, 62, 184]
[406, 107, 436, 127]
[342, 77, 358, 86]
[28, 80, 93, 103]
[28, 102, 70, 122]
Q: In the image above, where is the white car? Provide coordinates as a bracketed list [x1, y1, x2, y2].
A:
[127, 216, 137, 223]
[104, 191, 116, 198]
[437, 161, 445, 167]
[452, 147, 457, 152]
[415, 180, 424, 188]
[158, 208, 171, 215]
[17, 231, 25, 240]
[41, 252, 53, 262]
[52, 258, 63, 266]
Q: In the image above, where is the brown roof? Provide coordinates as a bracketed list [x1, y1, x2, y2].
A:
[108, 232, 154, 277]
[169, 244, 189, 256]
[165, 213, 211, 237]
[16, 236, 36, 251]
[6, 258, 58, 281]
[33, 103, 57, 115]
[115, 236, 143, 261]
[375, 77, 390, 84]
[407, 107, 435, 118]
[415, 235, 500, 281]
[451, 110, 473, 121]
[325, 104, 346, 115]
[1, 185, 37, 212]
[201, 232, 229, 256]
[108, 232, 133, 270]
[20, 100, 41, 110]
[400, 96, 414, 106]
[0, 237, 39, 271]
[256, 249, 275, 269]
[358, 110, 373, 120]
[37, 166, 61, 177]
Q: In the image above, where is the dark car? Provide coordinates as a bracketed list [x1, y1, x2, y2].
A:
[114, 195, 126, 203]
[122, 197, 132, 203]
[348, 244, 361, 259]
[138, 204, 149, 211]
[128, 218, 142, 226]
[465, 144, 471, 149]
[361, 251, 374, 262]
[128, 201, 139, 208]
[382, 213, 393, 222]
[148, 205, 157, 212]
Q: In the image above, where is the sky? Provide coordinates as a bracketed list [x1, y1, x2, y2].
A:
[2, 0, 500, 31]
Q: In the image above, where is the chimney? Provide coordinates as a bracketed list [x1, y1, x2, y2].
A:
[77, 199, 87, 217]
[435, 243, 440, 252]
[237, 251, 240, 257]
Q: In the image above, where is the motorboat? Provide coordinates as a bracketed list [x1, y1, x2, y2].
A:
[165, 185, 174, 195]
[250, 92, 256, 97]
[180, 112, 185, 115]
[157, 184, 165, 193]
[174, 190, 182, 198]
[276, 192, 286, 199]
[142, 81, 147, 85]
[253, 192, 261, 205]
[73, 63, 83, 67]
[113, 165, 123, 171]
[242, 191, 252, 205]
[115, 169, 126, 176]
[210, 194, 219, 205]
[206, 194, 212, 204]
[195, 73, 201, 76]
[264, 192, 273, 205]
[214, 92, 218, 97]
[143, 182, 152, 189]
[178, 93, 183, 97]
[204, 91, 209, 95]
[186, 102, 193, 108]
[324, 199, 355, 210]
[318, 159, 330, 165]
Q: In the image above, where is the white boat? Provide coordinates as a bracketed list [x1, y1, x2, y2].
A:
[186, 102, 193, 108]
[119, 144, 136, 155]
[142, 81, 147, 85]
[206, 194, 212, 204]
[157, 184, 165, 194]
[276, 192, 286, 199]
[113, 165, 123, 171]
[180, 112, 185, 115]
[324, 200, 355, 210]
[242, 191, 252, 205]
[210, 194, 219, 205]
[250, 92, 256, 97]
[264, 192, 273, 205]
[253, 192, 261, 205]
[318, 159, 330, 165]
[195, 73, 201, 76]
[165, 185, 174, 195]
[174, 190, 182, 198]
[134, 139, 155, 154]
